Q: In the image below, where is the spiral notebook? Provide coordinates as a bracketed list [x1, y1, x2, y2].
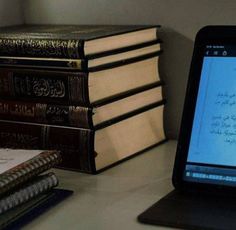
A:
[138, 26, 236, 230]
[0, 148, 61, 197]
[0, 188, 73, 230]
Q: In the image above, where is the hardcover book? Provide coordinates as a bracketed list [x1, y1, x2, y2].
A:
[0, 41, 161, 70]
[0, 53, 161, 106]
[0, 25, 159, 58]
[0, 103, 166, 174]
[0, 24, 165, 174]
[0, 83, 163, 129]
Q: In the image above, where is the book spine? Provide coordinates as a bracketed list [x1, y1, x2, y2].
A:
[0, 38, 84, 58]
[0, 57, 87, 70]
[0, 121, 95, 173]
[0, 69, 89, 105]
[0, 151, 61, 197]
[0, 100, 93, 128]
[0, 173, 58, 214]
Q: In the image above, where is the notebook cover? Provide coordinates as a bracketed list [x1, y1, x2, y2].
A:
[0, 188, 73, 230]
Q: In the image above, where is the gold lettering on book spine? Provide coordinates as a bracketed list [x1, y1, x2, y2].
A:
[69, 106, 89, 128]
[12, 74, 66, 99]
[35, 104, 47, 122]
[0, 132, 39, 148]
[30, 78, 65, 98]
[0, 39, 80, 58]
[67, 40, 80, 58]
[0, 102, 9, 114]
[9, 104, 35, 117]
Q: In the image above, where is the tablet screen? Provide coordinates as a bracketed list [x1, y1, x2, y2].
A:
[184, 44, 236, 186]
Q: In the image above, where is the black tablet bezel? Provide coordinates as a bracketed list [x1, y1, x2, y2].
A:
[172, 26, 236, 195]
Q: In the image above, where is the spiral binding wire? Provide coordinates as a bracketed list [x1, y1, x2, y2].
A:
[0, 151, 61, 196]
[0, 173, 58, 214]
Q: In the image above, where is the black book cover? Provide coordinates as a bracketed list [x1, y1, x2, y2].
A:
[0, 81, 163, 129]
[0, 100, 165, 173]
[0, 24, 158, 41]
[0, 25, 160, 58]
[0, 52, 162, 106]
[0, 39, 162, 70]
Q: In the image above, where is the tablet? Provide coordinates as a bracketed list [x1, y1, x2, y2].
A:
[138, 26, 236, 230]
[173, 26, 236, 193]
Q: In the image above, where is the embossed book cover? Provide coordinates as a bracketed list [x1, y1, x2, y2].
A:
[0, 25, 159, 58]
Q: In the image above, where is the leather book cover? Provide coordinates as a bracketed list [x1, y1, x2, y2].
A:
[0, 100, 93, 129]
[0, 81, 163, 128]
[0, 52, 162, 106]
[0, 101, 165, 173]
[0, 121, 95, 173]
[0, 68, 89, 105]
[0, 39, 161, 70]
[0, 25, 159, 58]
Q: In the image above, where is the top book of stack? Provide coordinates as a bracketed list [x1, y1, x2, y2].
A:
[0, 25, 162, 106]
[0, 25, 159, 59]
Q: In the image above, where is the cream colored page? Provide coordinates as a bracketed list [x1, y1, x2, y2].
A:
[0, 149, 42, 174]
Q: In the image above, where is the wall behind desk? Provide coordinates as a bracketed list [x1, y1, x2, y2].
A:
[22, 0, 236, 138]
[0, 0, 23, 26]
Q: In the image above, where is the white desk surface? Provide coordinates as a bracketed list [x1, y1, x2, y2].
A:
[24, 140, 178, 230]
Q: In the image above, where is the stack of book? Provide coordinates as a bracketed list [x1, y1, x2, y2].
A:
[0, 25, 166, 173]
[0, 148, 72, 229]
